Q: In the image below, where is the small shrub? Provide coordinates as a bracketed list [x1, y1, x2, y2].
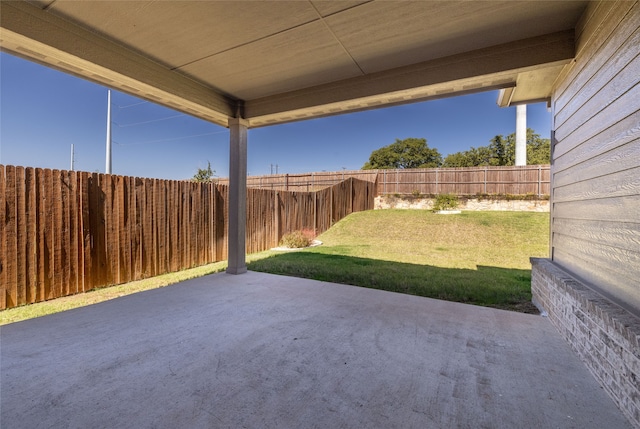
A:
[433, 193, 459, 211]
[279, 229, 315, 248]
[411, 189, 421, 197]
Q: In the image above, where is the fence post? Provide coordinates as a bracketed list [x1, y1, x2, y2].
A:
[484, 167, 487, 194]
[330, 185, 333, 225]
[436, 168, 439, 194]
[350, 177, 353, 213]
[383, 169, 386, 194]
[538, 165, 541, 197]
[274, 191, 280, 245]
[396, 169, 399, 193]
[285, 174, 289, 191]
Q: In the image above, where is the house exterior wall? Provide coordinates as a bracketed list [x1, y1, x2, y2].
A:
[550, 0, 640, 314]
[532, 2, 640, 426]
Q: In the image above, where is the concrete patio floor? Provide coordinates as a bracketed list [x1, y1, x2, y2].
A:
[1, 271, 632, 429]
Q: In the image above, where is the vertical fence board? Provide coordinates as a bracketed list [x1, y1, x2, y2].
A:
[33, 168, 46, 302]
[0, 166, 6, 310]
[118, 176, 130, 283]
[68, 171, 80, 295]
[25, 168, 38, 303]
[133, 177, 143, 280]
[79, 172, 89, 292]
[0, 165, 15, 309]
[6, 165, 18, 306]
[41, 169, 53, 300]
[50, 170, 63, 298]
[60, 170, 71, 296]
[155, 180, 166, 275]
[103, 174, 114, 287]
[93, 174, 107, 288]
[169, 180, 178, 272]
[143, 179, 155, 277]
[215, 185, 228, 261]
[15, 167, 27, 306]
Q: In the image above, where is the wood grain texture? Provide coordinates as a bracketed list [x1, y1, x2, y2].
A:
[42, 169, 53, 300]
[553, 218, 640, 253]
[554, 195, 640, 223]
[24, 168, 37, 303]
[79, 172, 90, 292]
[554, 1, 636, 114]
[555, 23, 640, 130]
[15, 167, 26, 306]
[554, 81, 640, 154]
[551, 0, 640, 309]
[60, 170, 70, 296]
[553, 165, 640, 203]
[552, 246, 640, 314]
[5, 166, 18, 307]
[556, 47, 640, 144]
[554, 138, 640, 187]
[0, 166, 6, 310]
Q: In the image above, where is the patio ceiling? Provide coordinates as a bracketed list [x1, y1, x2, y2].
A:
[0, 1, 588, 127]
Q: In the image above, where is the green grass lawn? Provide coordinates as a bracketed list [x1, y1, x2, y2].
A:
[249, 210, 549, 313]
[1, 210, 549, 325]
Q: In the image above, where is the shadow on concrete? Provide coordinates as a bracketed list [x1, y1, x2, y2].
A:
[249, 252, 538, 313]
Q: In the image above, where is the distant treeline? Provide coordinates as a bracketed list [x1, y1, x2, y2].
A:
[362, 129, 550, 170]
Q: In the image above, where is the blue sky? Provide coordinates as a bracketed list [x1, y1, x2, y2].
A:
[1, 52, 551, 180]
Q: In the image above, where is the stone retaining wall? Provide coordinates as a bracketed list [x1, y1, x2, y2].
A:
[374, 195, 549, 212]
[531, 258, 640, 427]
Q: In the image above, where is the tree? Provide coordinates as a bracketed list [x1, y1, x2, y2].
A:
[442, 128, 550, 167]
[193, 161, 215, 182]
[443, 146, 493, 167]
[362, 138, 442, 170]
[526, 130, 551, 164]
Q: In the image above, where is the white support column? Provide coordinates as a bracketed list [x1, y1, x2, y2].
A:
[515, 104, 527, 166]
[227, 117, 249, 274]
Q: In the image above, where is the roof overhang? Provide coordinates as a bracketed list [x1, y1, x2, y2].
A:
[1, 1, 584, 128]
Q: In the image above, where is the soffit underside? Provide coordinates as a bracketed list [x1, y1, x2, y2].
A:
[2, 1, 587, 127]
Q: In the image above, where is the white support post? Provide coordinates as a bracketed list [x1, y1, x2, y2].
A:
[516, 104, 527, 166]
[227, 117, 249, 274]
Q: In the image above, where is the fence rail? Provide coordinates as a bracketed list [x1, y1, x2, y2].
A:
[0, 165, 373, 310]
[219, 165, 550, 196]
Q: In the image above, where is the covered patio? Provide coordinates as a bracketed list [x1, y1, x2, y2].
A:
[1, 272, 631, 428]
[2, 1, 639, 426]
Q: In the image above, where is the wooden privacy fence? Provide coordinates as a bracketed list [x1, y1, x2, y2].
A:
[377, 165, 550, 196]
[0, 165, 374, 310]
[219, 165, 550, 196]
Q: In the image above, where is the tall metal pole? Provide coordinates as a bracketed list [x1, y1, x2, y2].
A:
[70, 144, 74, 171]
[105, 89, 112, 174]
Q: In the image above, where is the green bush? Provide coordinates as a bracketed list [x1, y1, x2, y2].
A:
[433, 193, 459, 211]
[279, 230, 314, 248]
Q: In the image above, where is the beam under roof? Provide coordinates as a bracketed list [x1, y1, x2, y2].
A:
[0, 1, 236, 127]
[246, 31, 574, 126]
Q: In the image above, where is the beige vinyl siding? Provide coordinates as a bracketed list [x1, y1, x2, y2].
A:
[550, 0, 640, 313]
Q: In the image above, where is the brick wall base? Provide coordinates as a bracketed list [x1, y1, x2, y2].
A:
[531, 258, 640, 428]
